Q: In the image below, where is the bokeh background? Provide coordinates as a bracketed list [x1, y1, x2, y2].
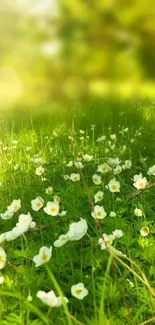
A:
[1, 0, 155, 106]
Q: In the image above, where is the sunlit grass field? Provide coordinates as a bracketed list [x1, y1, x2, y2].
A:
[0, 98, 155, 325]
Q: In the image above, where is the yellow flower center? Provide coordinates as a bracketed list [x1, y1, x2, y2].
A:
[96, 211, 102, 217]
[75, 289, 82, 295]
[41, 253, 48, 262]
[13, 205, 18, 210]
[74, 177, 78, 181]
[105, 239, 111, 245]
[112, 184, 118, 191]
[50, 207, 56, 213]
[139, 181, 144, 188]
[143, 227, 148, 234]
[0, 255, 3, 263]
[102, 167, 107, 172]
[36, 202, 41, 207]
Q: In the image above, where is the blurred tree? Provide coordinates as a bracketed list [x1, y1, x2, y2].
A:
[0, 0, 155, 101]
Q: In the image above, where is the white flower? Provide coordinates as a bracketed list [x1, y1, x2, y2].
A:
[63, 175, 70, 181]
[80, 130, 85, 134]
[92, 174, 102, 185]
[0, 233, 6, 244]
[83, 154, 93, 162]
[122, 145, 126, 152]
[1, 210, 14, 220]
[76, 157, 82, 161]
[70, 173, 80, 182]
[68, 136, 74, 141]
[147, 165, 155, 176]
[97, 135, 106, 142]
[111, 144, 115, 150]
[43, 202, 59, 216]
[0, 247, 6, 269]
[114, 165, 122, 174]
[108, 178, 120, 192]
[35, 165, 45, 176]
[108, 246, 125, 257]
[11, 145, 17, 150]
[97, 163, 111, 174]
[91, 124, 96, 131]
[133, 175, 148, 190]
[140, 227, 149, 237]
[7, 199, 21, 213]
[134, 208, 143, 217]
[94, 191, 104, 203]
[31, 197, 44, 211]
[26, 146, 31, 151]
[66, 161, 73, 167]
[112, 229, 123, 238]
[54, 195, 60, 204]
[67, 218, 88, 241]
[3, 146, 8, 151]
[14, 164, 19, 170]
[110, 134, 116, 140]
[110, 211, 116, 217]
[45, 186, 53, 194]
[33, 246, 52, 267]
[7, 213, 33, 240]
[71, 283, 88, 300]
[54, 234, 69, 247]
[30, 221, 36, 229]
[74, 161, 84, 169]
[98, 234, 115, 250]
[122, 160, 132, 170]
[12, 140, 18, 145]
[107, 158, 121, 166]
[37, 290, 68, 307]
[105, 148, 109, 153]
[91, 205, 107, 219]
[27, 294, 33, 302]
[125, 160, 132, 169]
[5, 230, 18, 241]
[41, 177, 48, 182]
[0, 276, 5, 284]
[59, 210, 67, 217]
[133, 173, 143, 182]
[31, 157, 43, 164]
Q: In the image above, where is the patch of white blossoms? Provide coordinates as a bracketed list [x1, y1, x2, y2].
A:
[0, 213, 33, 244]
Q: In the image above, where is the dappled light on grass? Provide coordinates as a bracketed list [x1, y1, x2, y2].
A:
[0, 101, 155, 324]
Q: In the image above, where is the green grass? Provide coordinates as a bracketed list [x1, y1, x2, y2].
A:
[0, 98, 155, 325]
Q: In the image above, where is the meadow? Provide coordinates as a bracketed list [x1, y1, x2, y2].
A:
[0, 98, 155, 325]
